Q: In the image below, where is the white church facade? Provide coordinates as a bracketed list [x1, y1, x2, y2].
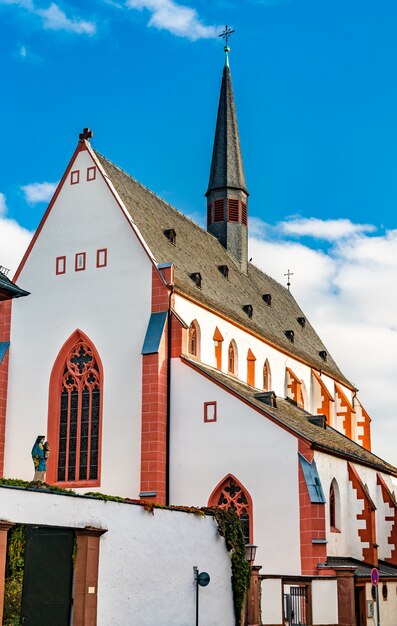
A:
[1, 48, 397, 626]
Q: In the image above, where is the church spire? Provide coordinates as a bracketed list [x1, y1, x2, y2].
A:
[206, 30, 249, 273]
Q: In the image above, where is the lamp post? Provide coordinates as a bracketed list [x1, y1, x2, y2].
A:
[245, 544, 257, 563]
[194, 566, 210, 626]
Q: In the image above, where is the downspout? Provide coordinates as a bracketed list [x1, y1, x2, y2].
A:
[166, 286, 173, 506]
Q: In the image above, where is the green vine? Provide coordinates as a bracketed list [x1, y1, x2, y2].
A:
[3, 525, 26, 625]
[204, 507, 251, 626]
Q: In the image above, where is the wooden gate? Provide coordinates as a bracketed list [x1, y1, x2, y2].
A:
[20, 527, 74, 625]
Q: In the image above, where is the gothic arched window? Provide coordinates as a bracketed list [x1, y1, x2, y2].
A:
[329, 479, 340, 531]
[188, 321, 200, 357]
[263, 360, 271, 391]
[47, 332, 103, 486]
[228, 341, 237, 376]
[208, 475, 253, 545]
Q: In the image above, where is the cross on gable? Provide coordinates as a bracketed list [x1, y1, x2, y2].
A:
[79, 127, 94, 142]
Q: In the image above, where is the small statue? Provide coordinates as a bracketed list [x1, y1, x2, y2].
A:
[31, 435, 50, 483]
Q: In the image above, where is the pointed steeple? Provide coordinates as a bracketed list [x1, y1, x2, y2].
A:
[206, 41, 249, 273]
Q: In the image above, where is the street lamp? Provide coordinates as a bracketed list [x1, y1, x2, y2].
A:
[245, 544, 257, 563]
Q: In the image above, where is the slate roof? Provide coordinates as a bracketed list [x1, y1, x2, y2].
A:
[327, 557, 397, 578]
[96, 150, 352, 387]
[0, 269, 29, 301]
[180, 355, 397, 477]
[206, 64, 247, 195]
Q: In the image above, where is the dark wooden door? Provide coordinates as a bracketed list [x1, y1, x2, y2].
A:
[20, 527, 74, 626]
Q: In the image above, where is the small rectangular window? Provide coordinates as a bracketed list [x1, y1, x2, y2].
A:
[204, 401, 217, 423]
[96, 248, 107, 268]
[70, 170, 80, 185]
[75, 252, 86, 272]
[87, 166, 96, 181]
[56, 256, 66, 275]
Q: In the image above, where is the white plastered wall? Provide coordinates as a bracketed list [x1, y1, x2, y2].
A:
[0, 486, 235, 626]
[174, 293, 356, 438]
[5, 149, 152, 497]
[365, 581, 397, 626]
[170, 358, 301, 574]
[315, 452, 397, 562]
[311, 579, 338, 625]
[261, 578, 283, 625]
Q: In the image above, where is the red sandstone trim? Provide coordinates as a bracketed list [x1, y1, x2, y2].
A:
[298, 441, 327, 576]
[348, 462, 378, 564]
[46, 329, 103, 487]
[204, 401, 217, 423]
[335, 384, 355, 440]
[208, 473, 254, 543]
[312, 370, 334, 425]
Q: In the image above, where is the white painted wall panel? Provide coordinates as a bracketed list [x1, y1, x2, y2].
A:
[170, 358, 301, 574]
[261, 578, 283, 625]
[5, 149, 152, 498]
[311, 579, 338, 625]
[0, 486, 234, 626]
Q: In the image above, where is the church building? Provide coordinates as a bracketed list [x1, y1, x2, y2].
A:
[1, 43, 397, 626]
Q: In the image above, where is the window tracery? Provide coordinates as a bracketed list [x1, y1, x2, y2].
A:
[210, 476, 252, 544]
[58, 339, 101, 483]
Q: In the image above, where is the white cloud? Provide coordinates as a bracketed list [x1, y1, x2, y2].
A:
[126, 0, 220, 40]
[280, 217, 376, 241]
[21, 181, 57, 204]
[0, 0, 96, 35]
[249, 218, 397, 465]
[0, 193, 7, 216]
[20, 44, 27, 57]
[0, 221, 32, 276]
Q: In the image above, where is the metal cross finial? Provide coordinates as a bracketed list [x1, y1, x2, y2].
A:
[79, 127, 94, 142]
[284, 269, 294, 291]
[219, 25, 235, 46]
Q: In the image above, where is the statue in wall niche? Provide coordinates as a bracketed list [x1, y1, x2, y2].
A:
[31, 435, 50, 482]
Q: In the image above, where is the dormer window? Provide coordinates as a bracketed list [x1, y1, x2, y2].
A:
[164, 228, 176, 245]
[262, 294, 272, 306]
[243, 304, 253, 319]
[319, 350, 327, 362]
[190, 272, 202, 289]
[218, 265, 229, 279]
[285, 330, 294, 343]
[297, 317, 306, 328]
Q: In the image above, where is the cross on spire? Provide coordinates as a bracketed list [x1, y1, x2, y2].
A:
[219, 25, 235, 46]
[284, 269, 294, 291]
[79, 127, 94, 142]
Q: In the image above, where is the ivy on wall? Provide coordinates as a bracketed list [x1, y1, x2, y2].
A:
[3, 525, 25, 626]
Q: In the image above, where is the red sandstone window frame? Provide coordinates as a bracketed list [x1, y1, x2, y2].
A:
[188, 321, 200, 357]
[46, 330, 103, 489]
[56, 256, 66, 275]
[204, 401, 217, 423]
[87, 166, 96, 182]
[208, 474, 253, 544]
[96, 248, 107, 268]
[70, 170, 80, 185]
[75, 252, 86, 272]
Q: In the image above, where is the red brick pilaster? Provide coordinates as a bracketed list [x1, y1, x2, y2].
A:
[73, 527, 107, 626]
[298, 440, 327, 576]
[140, 266, 171, 505]
[0, 300, 11, 476]
[170, 312, 187, 358]
[348, 462, 378, 564]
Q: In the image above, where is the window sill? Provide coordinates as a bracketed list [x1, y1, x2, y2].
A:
[54, 480, 100, 489]
[330, 526, 341, 533]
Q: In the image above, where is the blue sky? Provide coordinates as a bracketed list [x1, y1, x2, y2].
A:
[0, 0, 397, 462]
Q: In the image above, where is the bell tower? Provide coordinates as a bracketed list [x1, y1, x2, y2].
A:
[206, 29, 249, 273]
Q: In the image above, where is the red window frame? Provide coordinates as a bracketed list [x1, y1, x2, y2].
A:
[75, 252, 86, 272]
[96, 248, 107, 268]
[56, 256, 66, 275]
[70, 170, 80, 185]
[204, 401, 217, 423]
[87, 166, 96, 182]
